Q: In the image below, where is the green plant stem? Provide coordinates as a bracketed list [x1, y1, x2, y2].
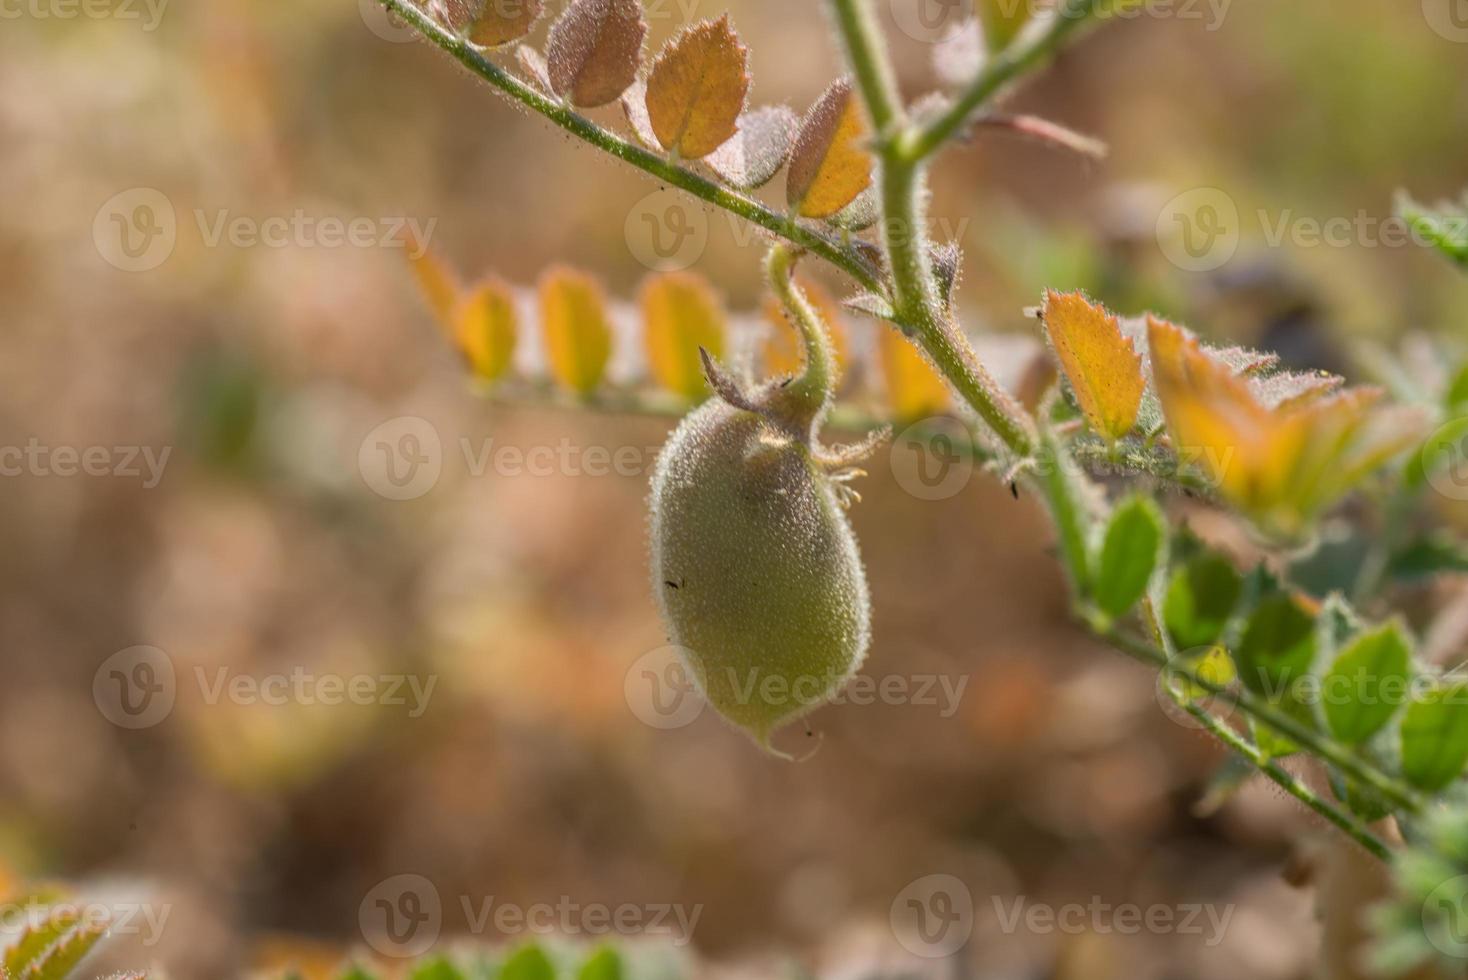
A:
[831, 0, 1038, 459]
[1181, 699, 1394, 861]
[900, 0, 1110, 162]
[1139, 597, 1396, 859]
[1106, 627, 1424, 816]
[378, 0, 887, 298]
[827, 0, 906, 139]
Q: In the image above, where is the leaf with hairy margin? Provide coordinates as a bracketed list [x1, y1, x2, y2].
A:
[546, 0, 647, 108]
[786, 78, 872, 220]
[645, 16, 748, 159]
[705, 105, 796, 189]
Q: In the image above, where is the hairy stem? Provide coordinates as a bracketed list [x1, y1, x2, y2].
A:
[1182, 699, 1394, 861]
[1108, 627, 1424, 816]
[766, 244, 837, 428]
[378, 0, 887, 297]
[901, 0, 1111, 162]
[832, 1, 1038, 458]
[827, 0, 906, 139]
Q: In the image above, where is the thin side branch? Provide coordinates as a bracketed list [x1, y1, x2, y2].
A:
[902, 0, 1110, 162]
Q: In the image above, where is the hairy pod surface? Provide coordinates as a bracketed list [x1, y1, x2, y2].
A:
[649, 398, 870, 750]
[648, 249, 879, 754]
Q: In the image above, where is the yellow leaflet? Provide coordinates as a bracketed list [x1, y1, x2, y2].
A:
[786, 79, 873, 220]
[640, 272, 726, 399]
[645, 15, 749, 160]
[1148, 316, 1424, 538]
[405, 237, 460, 330]
[761, 278, 850, 380]
[879, 329, 949, 421]
[456, 279, 518, 382]
[539, 267, 612, 395]
[1041, 290, 1144, 441]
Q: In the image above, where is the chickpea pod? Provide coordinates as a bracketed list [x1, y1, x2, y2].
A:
[649, 246, 888, 755]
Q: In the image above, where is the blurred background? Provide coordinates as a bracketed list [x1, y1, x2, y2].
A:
[2, 0, 1467, 976]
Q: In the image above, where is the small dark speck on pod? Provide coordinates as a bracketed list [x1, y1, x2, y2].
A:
[1009, 481, 1019, 499]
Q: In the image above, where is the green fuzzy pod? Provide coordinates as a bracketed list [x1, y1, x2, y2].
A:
[650, 399, 870, 748]
[647, 247, 880, 754]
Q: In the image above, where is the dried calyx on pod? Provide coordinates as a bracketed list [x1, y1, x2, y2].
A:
[649, 245, 888, 757]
